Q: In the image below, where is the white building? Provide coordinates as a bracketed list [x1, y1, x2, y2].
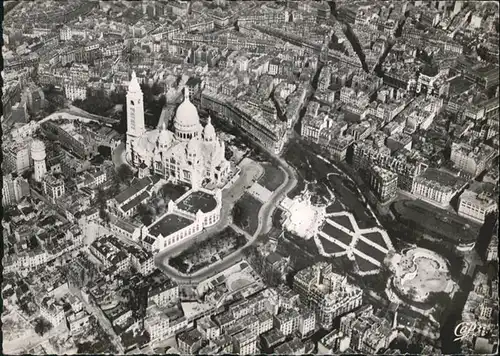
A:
[2, 174, 30, 207]
[4, 139, 32, 175]
[43, 173, 65, 202]
[141, 188, 222, 254]
[450, 142, 497, 177]
[293, 262, 363, 329]
[40, 297, 65, 326]
[60, 26, 72, 41]
[458, 183, 498, 224]
[298, 310, 316, 337]
[486, 234, 498, 262]
[411, 179, 455, 208]
[126, 71, 230, 189]
[148, 282, 179, 307]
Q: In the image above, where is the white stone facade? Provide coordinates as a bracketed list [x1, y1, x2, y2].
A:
[141, 188, 222, 254]
[125, 71, 230, 189]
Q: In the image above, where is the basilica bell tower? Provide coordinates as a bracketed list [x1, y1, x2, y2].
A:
[126, 71, 146, 163]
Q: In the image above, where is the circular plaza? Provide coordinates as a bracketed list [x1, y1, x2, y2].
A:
[389, 247, 454, 303]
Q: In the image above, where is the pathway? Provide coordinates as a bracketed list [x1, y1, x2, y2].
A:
[155, 149, 298, 284]
[154, 159, 264, 278]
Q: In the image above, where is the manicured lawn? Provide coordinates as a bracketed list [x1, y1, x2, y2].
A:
[354, 256, 379, 272]
[326, 200, 344, 213]
[327, 175, 374, 229]
[354, 239, 387, 263]
[259, 163, 285, 191]
[362, 231, 387, 247]
[329, 214, 354, 232]
[319, 237, 346, 254]
[233, 193, 263, 236]
[321, 222, 353, 246]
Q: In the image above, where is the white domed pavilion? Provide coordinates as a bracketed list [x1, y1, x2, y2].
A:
[126, 73, 230, 189]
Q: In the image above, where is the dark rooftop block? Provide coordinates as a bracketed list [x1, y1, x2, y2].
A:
[177, 191, 217, 214]
[148, 214, 193, 237]
[121, 191, 150, 213]
[115, 177, 151, 205]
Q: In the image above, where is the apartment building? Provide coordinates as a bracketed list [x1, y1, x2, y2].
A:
[458, 182, 498, 224]
[450, 142, 497, 177]
[293, 262, 363, 329]
[369, 165, 398, 203]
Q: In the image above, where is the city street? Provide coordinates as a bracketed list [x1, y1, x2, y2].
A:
[79, 291, 124, 354]
[30, 188, 69, 223]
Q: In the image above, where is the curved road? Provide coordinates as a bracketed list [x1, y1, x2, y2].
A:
[155, 153, 298, 284]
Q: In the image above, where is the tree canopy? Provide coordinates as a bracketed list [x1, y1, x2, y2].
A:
[73, 88, 115, 116]
[116, 164, 134, 185]
[34, 317, 53, 336]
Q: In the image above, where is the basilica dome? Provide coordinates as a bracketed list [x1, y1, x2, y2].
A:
[174, 87, 201, 140]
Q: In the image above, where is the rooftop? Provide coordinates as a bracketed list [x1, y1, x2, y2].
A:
[114, 177, 152, 205]
[460, 182, 497, 208]
[148, 213, 193, 237]
[121, 191, 150, 213]
[113, 218, 140, 234]
[420, 168, 466, 188]
[177, 327, 203, 345]
[177, 190, 217, 214]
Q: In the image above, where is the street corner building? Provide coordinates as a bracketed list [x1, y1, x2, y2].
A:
[125, 71, 231, 190]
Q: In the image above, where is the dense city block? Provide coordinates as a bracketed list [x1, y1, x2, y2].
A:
[2, 0, 498, 355]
